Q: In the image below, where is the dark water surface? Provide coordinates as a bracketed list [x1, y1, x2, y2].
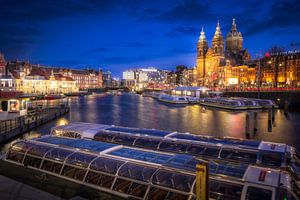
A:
[5, 93, 300, 151]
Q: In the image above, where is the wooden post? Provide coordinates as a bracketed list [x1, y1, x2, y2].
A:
[268, 108, 272, 132]
[196, 163, 209, 200]
[245, 112, 250, 137]
[253, 112, 258, 133]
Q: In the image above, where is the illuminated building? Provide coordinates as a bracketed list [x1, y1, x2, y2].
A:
[259, 51, 300, 87]
[123, 68, 169, 90]
[0, 53, 6, 74]
[196, 19, 251, 87]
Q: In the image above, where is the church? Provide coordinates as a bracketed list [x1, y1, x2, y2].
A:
[196, 19, 253, 87]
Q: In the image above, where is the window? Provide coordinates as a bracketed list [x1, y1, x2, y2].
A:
[113, 178, 132, 193]
[246, 186, 272, 200]
[159, 141, 189, 153]
[7, 150, 25, 163]
[146, 187, 169, 200]
[220, 149, 257, 163]
[23, 155, 42, 168]
[261, 152, 282, 166]
[85, 171, 114, 188]
[134, 137, 161, 149]
[128, 182, 148, 198]
[41, 160, 62, 174]
[209, 180, 243, 200]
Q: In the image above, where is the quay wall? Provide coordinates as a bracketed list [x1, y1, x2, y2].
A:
[224, 91, 300, 108]
[0, 107, 69, 144]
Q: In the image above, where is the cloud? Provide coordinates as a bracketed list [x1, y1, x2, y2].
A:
[165, 26, 199, 38]
[242, 0, 300, 36]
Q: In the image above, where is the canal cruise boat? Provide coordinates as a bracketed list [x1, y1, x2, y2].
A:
[199, 98, 249, 110]
[4, 136, 300, 200]
[50, 122, 300, 182]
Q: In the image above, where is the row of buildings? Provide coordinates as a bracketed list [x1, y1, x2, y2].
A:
[122, 19, 300, 91]
[0, 54, 104, 95]
[195, 19, 300, 89]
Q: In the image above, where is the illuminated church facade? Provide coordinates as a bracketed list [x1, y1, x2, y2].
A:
[196, 19, 254, 87]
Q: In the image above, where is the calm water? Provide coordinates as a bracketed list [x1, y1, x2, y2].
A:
[5, 93, 300, 151]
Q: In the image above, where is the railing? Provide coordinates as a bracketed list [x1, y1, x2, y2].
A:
[0, 105, 70, 141]
[215, 87, 300, 92]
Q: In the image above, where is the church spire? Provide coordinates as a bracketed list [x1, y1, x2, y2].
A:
[199, 26, 206, 41]
[214, 20, 222, 39]
[231, 18, 237, 32]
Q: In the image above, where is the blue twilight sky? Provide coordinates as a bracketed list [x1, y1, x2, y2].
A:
[0, 0, 299, 77]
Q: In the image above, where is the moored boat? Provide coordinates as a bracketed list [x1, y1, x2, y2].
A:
[158, 94, 189, 104]
[51, 122, 300, 181]
[3, 135, 300, 200]
[199, 97, 248, 110]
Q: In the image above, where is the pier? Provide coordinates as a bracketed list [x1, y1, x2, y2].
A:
[0, 100, 70, 144]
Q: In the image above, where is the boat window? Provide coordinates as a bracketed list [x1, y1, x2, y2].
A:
[106, 127, 171, 137]
[166, 192, 188, 200]
[291, 160, 300, 179]
[58, 131, 80, 138]
[118, 163, 157, 182]
[152, 170, 194, 192]
[113, 178, 132, 194]
[7, 149, 25, 163]
[26, 144, 53, 157]
[113, 134, 137, 145]
[187, 145, 206, 155]
[66, 152, 97, 167]
[146, 187, 169, 200]
[159, 141, 189, 153]
[209, 180, 243, 200]
[134, 137, 160, 149]
[94, 131, 116, 142]
[245, 186, 272, 200]
[45, 148, 73, 162]
[203, 147, 220, 157]
[278, 187, 297, 200]
[61, 165, 87, 181]
[291, 179, 300, 198]
[23, 155, 42, 168]
[220, 149, 257, 163]
[41, 160, 63, 174]
[85, 171, 114, 188]
[110, 148, 172, 164]
[90, 157, 124, 174]
[128, 182, 148, 198]
[261, 152, 282, 167]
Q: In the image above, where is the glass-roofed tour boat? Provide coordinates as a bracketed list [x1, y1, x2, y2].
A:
[51, 122, 300, 182]
[3, 135, 300, 200]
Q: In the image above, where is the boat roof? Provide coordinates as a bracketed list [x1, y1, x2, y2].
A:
[53, 122, 110, 138]
[173, 86, 209, 91]
[51, 122, 292, 154]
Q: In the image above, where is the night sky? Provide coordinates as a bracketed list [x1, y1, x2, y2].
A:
[0, 0, 299, 77]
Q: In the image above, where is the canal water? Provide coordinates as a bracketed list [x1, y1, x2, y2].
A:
[4, 93, 300, 151]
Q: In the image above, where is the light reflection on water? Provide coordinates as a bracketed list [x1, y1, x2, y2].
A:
[2, 93, 300, 151]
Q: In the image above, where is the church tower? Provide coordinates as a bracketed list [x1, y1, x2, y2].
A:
[226, 18, 243, 54]
[196, 27, 208, 81]
[212, 21, 224, 56]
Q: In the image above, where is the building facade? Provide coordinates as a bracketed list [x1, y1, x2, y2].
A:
[196, 19, 251, 87]
[259, 51, 300, 88]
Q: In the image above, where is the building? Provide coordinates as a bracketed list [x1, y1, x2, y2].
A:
[0, 53, 6, 74]
[122, 68, 169, 91]
[102, 71, 113, 87]
[196, 19, 251, 87]
[58, 68, 102, 90]
[122, 70, 136, 88]
[182, 68, 196, 86]
[259, 50, 300, 88]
